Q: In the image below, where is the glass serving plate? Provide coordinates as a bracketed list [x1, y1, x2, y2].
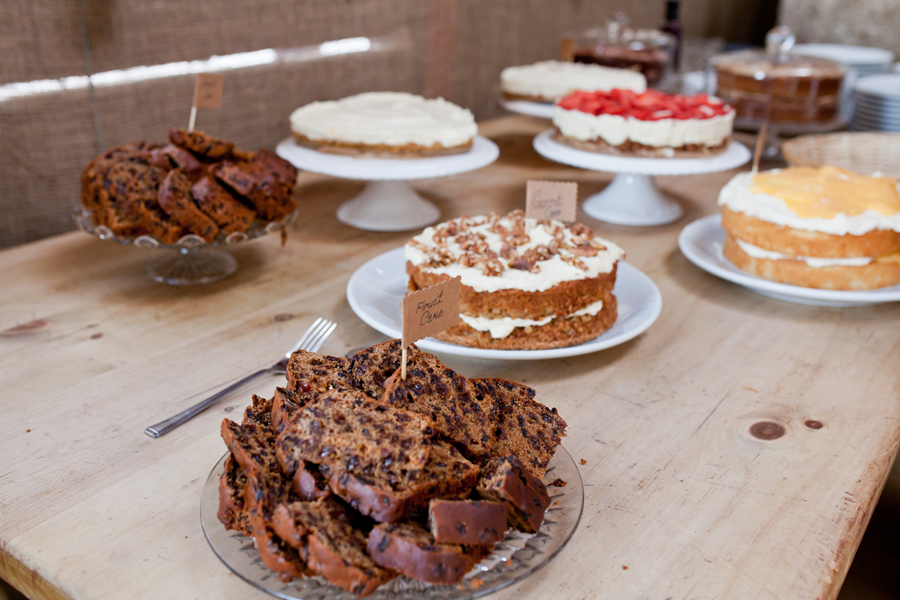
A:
[72, 205, 297, 285]
[200, 446, 584, 600]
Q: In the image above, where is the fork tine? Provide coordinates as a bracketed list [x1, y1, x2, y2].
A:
[287, 317, 324, 356]
[303, 321, 333, 353]
[308, 321, 337, 353]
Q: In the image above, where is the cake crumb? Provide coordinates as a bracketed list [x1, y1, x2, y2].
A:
[550, 478, 567, 487]
[622, 565, 628, 570]
[26, 429, 31, 433]
[580, 458, 587, 465]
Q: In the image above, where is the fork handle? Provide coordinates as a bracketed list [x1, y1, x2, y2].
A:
[144, 368, 273, 438]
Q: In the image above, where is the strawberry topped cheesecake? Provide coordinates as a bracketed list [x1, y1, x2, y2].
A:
[553, 89, 735, 158]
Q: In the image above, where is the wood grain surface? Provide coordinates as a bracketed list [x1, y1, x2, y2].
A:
[1, 116, 898, 600]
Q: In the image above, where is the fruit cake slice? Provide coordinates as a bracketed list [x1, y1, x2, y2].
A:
[275, 389, 435, 486]
[367, 521, 478, 585]
[427, 499, 508, 545]
[328, 439, 479, 523]
[157, 168, 220, 242]
[379, 351, 496, 460]
[475, 455, 550, 534]
[191, 174, 255, 234]
[285, 350, 352, 402]
[124, 165, 185, 244]
[470, 377, 566, 479]
[272, 386, 303, 433]
[347, 340, 419, 398]
[97, 161, 149, 236]
[218, 454, 251, 536]
[273, 498, 395, 596]
[169, 127, 235, 160]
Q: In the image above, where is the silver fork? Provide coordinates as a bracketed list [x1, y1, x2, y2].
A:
[144, 317, 337, 438]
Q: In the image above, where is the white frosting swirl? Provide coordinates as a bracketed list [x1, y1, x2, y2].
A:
[290, 92, 477, 148]
[501, 61, 647, 100]
[553, 106, 734, 148]
[718, 171, 900, 235]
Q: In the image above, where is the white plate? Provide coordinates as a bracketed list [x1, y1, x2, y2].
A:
[499, 98, 555, 119]
[793, 44, 894, 67]
[275, 135, 499, 181]
[346, 247, 662, 360]
[678, 215, 900, 307]
[855, 74, 900, 99]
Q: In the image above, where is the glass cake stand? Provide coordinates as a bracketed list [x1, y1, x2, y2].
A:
[73, 206, 298, 286]
[275, 136, 499, 232]
[201, 446, 583, 600]
[533, 129, 751, 226]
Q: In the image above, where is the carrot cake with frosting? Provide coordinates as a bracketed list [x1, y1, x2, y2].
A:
[553, 89, 734, 158]
[289, 92, 477, 157]
[404, 210, 625, 350]
[500, 60, 647, 103]
[718, 166, 900, 290]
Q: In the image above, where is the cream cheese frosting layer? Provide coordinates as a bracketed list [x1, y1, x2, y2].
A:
[718, 171, 900, 235]
[501, 60, 647, 100]
[459, 299, 605, 339]
[734, 238, 873, 267]
[290, 92, 477, 148]
[405, 212, 625, 293]
[553, 106, 734, 148]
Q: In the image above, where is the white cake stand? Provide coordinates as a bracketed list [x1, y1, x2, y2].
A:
[499, 98, 555, 119]
[533, 129, 752, 226]
[276, 136, 499, 232]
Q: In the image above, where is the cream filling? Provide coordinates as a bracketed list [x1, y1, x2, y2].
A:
[718, 171, 900, 235]
[405, 216, 625, 293]
[735, 238, 873, 267]
[460, 299, 605, 339]
[501, 60, 646, 100]
[553, 106, 734, 148]
[290, 92, 477, 148]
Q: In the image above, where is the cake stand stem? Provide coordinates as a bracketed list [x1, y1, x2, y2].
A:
[582, 173, 683, 226]
[336, 181, 441, 232]
[144, 247, 237, 286]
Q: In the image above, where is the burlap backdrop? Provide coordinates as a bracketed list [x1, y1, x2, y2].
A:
[2, 0, 763, 249]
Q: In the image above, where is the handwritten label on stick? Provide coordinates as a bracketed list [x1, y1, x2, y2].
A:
[402, 277, 461, 348]
[526, 180, 578, 222]
[193, 73, 224, 109]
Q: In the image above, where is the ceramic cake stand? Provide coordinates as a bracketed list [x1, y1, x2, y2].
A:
[276, 136, 499, 232]
[499, 98, 555, 119]
[533, 130, 752, 226]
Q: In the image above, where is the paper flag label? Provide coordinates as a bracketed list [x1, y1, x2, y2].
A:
[526, 180, 577, 221]
[402, 277, 461, 347]
[193, 73, 224, 109]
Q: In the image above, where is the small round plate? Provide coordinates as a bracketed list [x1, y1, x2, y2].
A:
[201, 447, 584, 600]
[346, 247, 662, 360]
[532, 130, 751, 176]
[793, 44, 894, 67]
[499, 98, 555, 119]
[855, 74, 900, 99]
[275, 136, 500, 181]
[678, 215, 900, 307]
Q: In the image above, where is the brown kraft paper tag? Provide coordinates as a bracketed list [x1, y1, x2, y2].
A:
[402, 277, 461, 348]
[526, 180, 578, 222]
[193, 73, 225, 109]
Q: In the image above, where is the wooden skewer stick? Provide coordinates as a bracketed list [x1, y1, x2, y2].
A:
[187, 105, 198, 133]
[401, 346, 407, 381]
[752, 121, 768, 174]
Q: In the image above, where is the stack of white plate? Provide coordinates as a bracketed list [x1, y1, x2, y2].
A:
[792, 43, 894, 75]
[851, 75, 900, 131]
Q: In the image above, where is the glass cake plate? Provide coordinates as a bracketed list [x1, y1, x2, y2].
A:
[200, 446, 583, 600]
[73, 205, 297, 285]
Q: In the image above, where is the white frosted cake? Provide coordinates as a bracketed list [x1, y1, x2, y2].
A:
[718, 166, 900, 290]
[500, 60, 647, 102]
[404, 210, 626, 350]
[289, 92, 478, 156]
[553, 89, 734, 158]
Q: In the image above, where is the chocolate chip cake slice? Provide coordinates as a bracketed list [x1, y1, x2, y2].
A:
[470, 377, 567, 479]
[273, 498, 395, 596]
[367, 521, 478, 585]
[275, 389, 435, 487]
[475, 455, 550, 534]
[379, 351, 496, 460]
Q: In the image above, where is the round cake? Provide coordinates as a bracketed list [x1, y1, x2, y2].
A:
[552, 89, 734, 158]
[500, 60, 647, 103]
[718, 166, 900, 290]
[404, 210, 625, 350]
[289, 92, 478, 157]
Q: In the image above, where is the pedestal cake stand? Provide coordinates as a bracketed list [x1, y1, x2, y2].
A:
[276, 135, 499, 232]
[532, 130, 751, 226]
[499, 98, 555, 119]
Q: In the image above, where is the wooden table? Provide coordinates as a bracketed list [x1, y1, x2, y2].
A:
[2, 116, 898, 600]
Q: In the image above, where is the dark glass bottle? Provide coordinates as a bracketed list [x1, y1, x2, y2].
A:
[661, 0, 681, 72]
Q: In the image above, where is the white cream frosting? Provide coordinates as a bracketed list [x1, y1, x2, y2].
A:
[459, 299, 605, 339]
[501, 60, 647, 100]
[718, 171, 900, 235]
[553, 106, 734, 149]
[405, 213, 625, 293]
[290, 92, 477, 148]
[735, 239, 873, 267]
